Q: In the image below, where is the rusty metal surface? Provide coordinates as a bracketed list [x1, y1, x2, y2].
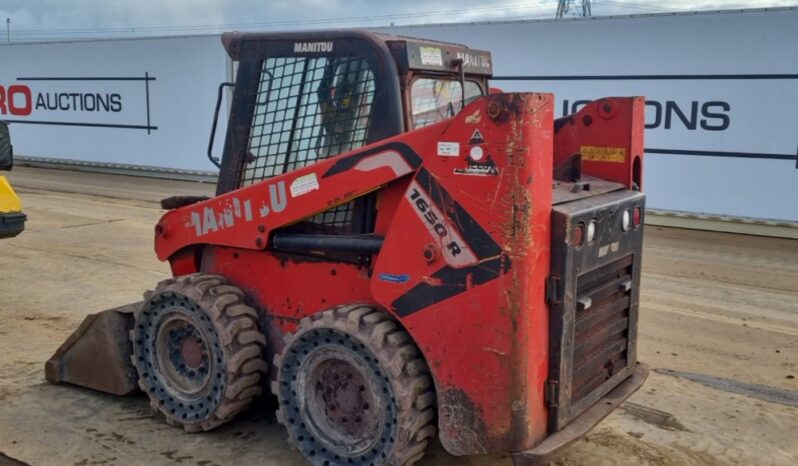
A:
[547, 188, 645, 431]
[511, 362, 650, 466]
[552, 176, 626, 205]
[44, 302, 140, 396]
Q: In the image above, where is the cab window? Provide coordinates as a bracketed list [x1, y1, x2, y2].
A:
[410, 78, 483, 129]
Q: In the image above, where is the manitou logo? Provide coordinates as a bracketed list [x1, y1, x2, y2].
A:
[189, 181, 288, 237]
[0, 84, 33, 116]
[294, 42, 333, 53]
[293, 41, 334, 53]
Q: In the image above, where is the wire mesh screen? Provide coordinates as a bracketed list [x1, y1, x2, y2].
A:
[240, 55, 376, 233]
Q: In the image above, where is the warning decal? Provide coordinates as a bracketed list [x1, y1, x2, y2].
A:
[469, 129, 485, 145]
[290, 173, 320, 197]
[580, 146, 626, 163]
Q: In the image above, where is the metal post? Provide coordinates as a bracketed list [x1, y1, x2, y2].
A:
[5, 18, 9, 44]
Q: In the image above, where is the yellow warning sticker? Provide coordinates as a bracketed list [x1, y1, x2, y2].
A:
[580, 146, 626, 163]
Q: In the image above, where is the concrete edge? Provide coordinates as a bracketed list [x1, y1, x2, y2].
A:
[12, 157, 798, 239]
[647, 210, 798, 240]
[15, 156, 219, 183]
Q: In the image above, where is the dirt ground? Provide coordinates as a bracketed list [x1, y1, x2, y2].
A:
[1, 166, 796, 466]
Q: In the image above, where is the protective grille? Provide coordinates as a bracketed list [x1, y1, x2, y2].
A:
[240, 55, 376, 233]
[570, 255, 633, 403]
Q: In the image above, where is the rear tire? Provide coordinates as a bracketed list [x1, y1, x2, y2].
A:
[273, 305, 436, 466]
[131, 273, 267, 432]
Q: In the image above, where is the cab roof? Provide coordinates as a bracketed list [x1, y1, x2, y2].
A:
[221, 29, 493, 76]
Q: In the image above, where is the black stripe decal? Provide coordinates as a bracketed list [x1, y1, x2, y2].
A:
[3, 119, 158, 131]
[322, 142, 422, 178]
[391, 168, 510, 317]
[393, 258, 505, 317]
[646, 147, 798, 162]
[415, 168, 502, 260]
[17, 76, 157, 81]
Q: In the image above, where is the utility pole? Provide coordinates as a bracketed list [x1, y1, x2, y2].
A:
[5, 18, 9, 44]
[556, 0, 592, 18]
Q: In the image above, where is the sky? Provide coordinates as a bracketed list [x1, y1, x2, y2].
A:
[0, 0, 795, 42]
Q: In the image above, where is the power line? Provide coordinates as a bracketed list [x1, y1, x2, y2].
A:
[592, 1, 675, 13]
[7, 0, 691, 42]
[10, 1, 560, 37]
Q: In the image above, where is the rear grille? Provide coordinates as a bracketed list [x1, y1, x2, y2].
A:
[570, 255, 633, 403]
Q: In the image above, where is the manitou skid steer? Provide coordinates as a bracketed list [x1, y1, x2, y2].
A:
[46, 30, 648, 465]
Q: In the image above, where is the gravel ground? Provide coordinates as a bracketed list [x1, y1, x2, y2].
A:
[0, 166, 796, 466]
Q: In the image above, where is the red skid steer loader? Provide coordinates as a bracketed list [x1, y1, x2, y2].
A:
[46, 30, 648, 465]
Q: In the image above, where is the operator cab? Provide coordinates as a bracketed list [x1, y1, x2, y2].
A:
[384, 37, 493, 130]
[216, 31, 492, 242]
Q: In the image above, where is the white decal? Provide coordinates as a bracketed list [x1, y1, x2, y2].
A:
[190, 211, 202, 236]
[244, 199, 253, 221]
[353, 150, 413, 177]
[407, 183, 478, 267]
[202, 207, 218, 235]
[419, 46, 443, 66]
[290, 173, 320, 197]
[455, 151, 499, 176]
[293, 42, 333, 53]
[456, 51, 491, 69]
[454, 164, 499, 177]
[465, 109, 481, 124]
[598, 241, 620, 258]
[469, 129, 485, 144]
[437, 142, 460, 157]
[268, 181, 287, 213]
[188, 181, 287, 237]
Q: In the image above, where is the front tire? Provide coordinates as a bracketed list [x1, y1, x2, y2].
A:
[273, 305, 436, 466]
[131, 273, 267, 432]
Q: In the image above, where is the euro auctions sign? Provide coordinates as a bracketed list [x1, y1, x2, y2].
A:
[0, 75, 156, 133]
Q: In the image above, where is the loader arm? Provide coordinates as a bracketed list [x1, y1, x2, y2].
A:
[154, 141, 422, 261]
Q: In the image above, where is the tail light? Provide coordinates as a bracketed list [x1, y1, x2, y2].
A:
[573, 222, 585, 247]
[622, 209, 632, 232]
[586, 219, 598, 243]
[633, 206, 642, 227]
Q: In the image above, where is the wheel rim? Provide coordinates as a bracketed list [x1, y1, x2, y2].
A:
[302, 348, 383, 455]
[155, 313, 212, 395]
[134, 292, 226, 422]
[278, 327, 398, 464]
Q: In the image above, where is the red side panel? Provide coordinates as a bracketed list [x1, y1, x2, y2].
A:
[201, 246, 373, 336]
[553, 97, 645, 189]
[159, 92, 594, 456]
[371, 93, 554, 454]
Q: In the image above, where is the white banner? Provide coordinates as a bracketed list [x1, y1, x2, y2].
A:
[1, 9, 796, 221]
[383, 9, 798, 222]
[0, 35, 228, 171]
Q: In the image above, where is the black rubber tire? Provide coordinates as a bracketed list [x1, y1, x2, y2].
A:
[131, 273, 267, 432]
[273, 305, 436, 466]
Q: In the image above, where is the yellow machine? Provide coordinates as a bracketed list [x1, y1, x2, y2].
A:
[0, 122, 25, 238]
